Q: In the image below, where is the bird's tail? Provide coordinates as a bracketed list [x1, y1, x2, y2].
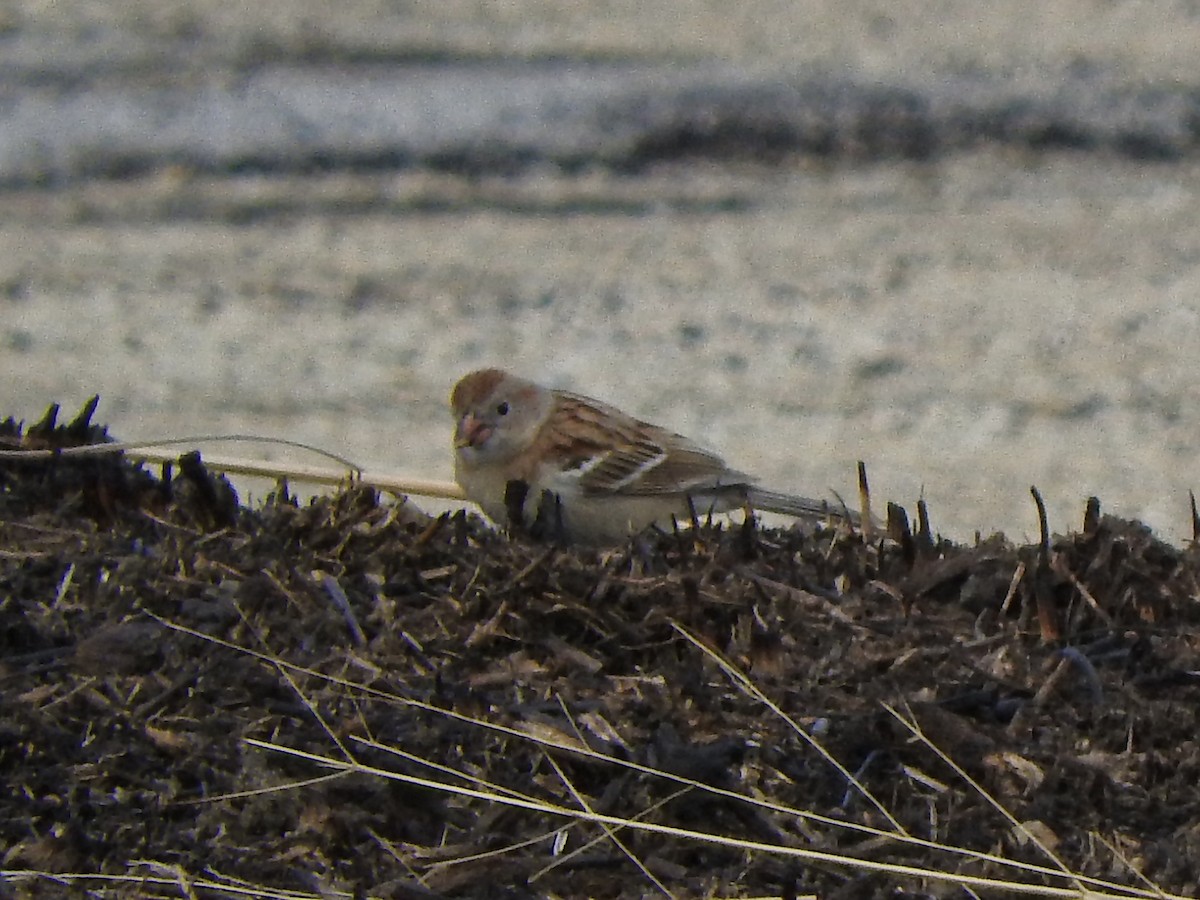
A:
[745, 487, 862, 525]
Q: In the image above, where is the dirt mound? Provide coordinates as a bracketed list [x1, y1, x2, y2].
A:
[3, 400, 1199, 898]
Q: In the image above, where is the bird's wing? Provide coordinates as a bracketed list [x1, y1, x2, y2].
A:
[540, 392, 748, 497]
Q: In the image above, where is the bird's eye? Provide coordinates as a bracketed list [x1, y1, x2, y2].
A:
[496, 401, 510, 416]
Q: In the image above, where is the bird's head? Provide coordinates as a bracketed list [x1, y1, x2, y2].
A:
[450, 368, 553, 465]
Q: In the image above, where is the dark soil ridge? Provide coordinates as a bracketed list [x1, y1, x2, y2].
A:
[4, 63, 1200, 186]
[3, 399, 1200, 898]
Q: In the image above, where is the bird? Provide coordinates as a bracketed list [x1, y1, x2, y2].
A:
[450, 368, 858, 545]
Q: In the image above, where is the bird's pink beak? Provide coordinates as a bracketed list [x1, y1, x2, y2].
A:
[455, 414, 493, 449]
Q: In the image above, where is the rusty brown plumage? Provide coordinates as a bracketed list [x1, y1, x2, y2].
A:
[450, 368, 507, 415]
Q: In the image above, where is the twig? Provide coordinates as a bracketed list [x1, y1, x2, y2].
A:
[1191, 490, 1200, 545]
[1049, 556, 1115, 628]
[857, 460, 875, 541]
[993, 565, 1022, 623]
[915, 497, 934, 556]
[0, 439, 466, 500]
[1029, 486, 1061, 642]
[317, 572, 367, 647]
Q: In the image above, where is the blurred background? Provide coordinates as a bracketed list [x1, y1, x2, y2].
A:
[3, 1, 1200, 541]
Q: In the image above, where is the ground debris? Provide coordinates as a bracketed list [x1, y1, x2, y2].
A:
[3, 401, 1200, 897]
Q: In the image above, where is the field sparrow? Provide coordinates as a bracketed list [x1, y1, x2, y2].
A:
[450, 368, 857, 544]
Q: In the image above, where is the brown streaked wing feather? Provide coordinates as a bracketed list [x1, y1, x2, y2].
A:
[574, 438, 667, 493]
[539, 393, 640, 473]
[630, 426, 749, 494]
[542, 392, 740, 496]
